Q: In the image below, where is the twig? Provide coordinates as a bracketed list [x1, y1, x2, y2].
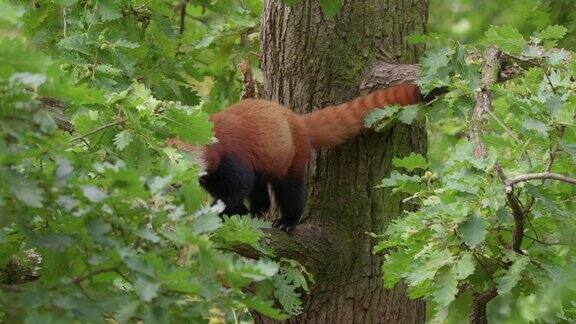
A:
[75, 282, 92, 300]
[186, 13, 210, 26]
[73, 266, 119, 284]
[177, 0, 188, 35]
[523, 196, 535, 215]
[545, 126, 565, 174]
[492, 164, 526, 255]
[62, 7, 67, 37]
[525, 215, 538, 249]
[509, 198, 525, 253]
[499, 228, 571, 246]
[483, 108, 533, 167]
[545, 69, 557, 94]
[504, 172, 576, 191]
[70, 120, 123, 142]
[528, 126, 569, 214]
[483, 108, 521, 144]
[472, 253, 495, 285]
[504, 185, 525, 254]
[114, 269, 133, 284]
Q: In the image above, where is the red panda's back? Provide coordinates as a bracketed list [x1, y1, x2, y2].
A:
[207, 99, 303, 178]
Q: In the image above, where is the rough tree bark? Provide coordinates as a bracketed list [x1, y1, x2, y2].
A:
[257, 1, 429, 323]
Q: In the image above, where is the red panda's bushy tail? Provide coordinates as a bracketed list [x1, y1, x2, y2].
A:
[300, 83, 424, 149]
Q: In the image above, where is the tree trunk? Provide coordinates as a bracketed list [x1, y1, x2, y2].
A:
[258, 1, 428, 323]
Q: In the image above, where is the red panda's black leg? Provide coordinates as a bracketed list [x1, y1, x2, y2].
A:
[249, 176, 270, 217]
[271, 177, 305, 231]
[199, 153, 253, 216]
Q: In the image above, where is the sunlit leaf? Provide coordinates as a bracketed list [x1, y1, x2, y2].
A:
[392, 153, 428, 171]
[485, 25, 526, 53]
[540, 25, 568, 40]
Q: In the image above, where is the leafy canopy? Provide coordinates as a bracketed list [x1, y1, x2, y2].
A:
[374, 23, 576, 323]
[0, 0, 311, 322]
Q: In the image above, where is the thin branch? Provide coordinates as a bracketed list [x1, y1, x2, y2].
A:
[523, 196, 536, 215]
[70, 120, 123, 142]
[505, 172, 576, 191]
[524, 233, 570, 246]
[545, 69, 557, 94]
[186, 13, 210, 26]
[494, 161, 528, 254]
[73, 266, 119, 284]
[492, 164, 526, 255]
[506, 189, 525, 254]
[468, 47, 502, 159]
[231, 225, 333, 275]
[75, 282, 92, 299]
[472, 253, 495, 285]
[483, 108, 521, 144]
[177, 0, 188, 35]
[528, 126, 569, 215]
[62, 7, 67, 37]
[483, 108, 533, 167]
[525, 216, 538, 249]
[498, 227, 570, 246]
[114, 269, 133, 284]
[545, 126, 565, 174]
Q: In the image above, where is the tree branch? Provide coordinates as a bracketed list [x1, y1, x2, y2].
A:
[468, 47, 502, 159]
[465, 48, 528, 256]
[499, 227, 572, 246]
[359, 62, 420, 90]
[176, 0, 189, 35]
[545, 126, 565, 174]
[465, 48, 512, 324]
[73, 266, 119, 284]
[469, 287, 498, 324]
[70, 120, 123, 142]
[483, 108, 532, 167]
[504, 172, 576, 191]
[232, 225, 334, 275]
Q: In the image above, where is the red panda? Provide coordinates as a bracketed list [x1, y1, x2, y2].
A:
[169, 82, 442, 231]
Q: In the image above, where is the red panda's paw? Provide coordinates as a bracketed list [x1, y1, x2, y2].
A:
[272, 218, 299, 232]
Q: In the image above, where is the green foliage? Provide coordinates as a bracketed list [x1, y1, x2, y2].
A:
[0, 1, 311, 322]
[318, 0, 342, 17]
[392, 153, 428, 172]
[375, 24, 576, 323]
[430, 0, 576, 49]
[485, 25, 526, 54]
[364, 104, 423, 132]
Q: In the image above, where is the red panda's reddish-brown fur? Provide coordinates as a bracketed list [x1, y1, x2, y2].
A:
[168, 82, 426, 230]
[198, 82, 422, 177]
